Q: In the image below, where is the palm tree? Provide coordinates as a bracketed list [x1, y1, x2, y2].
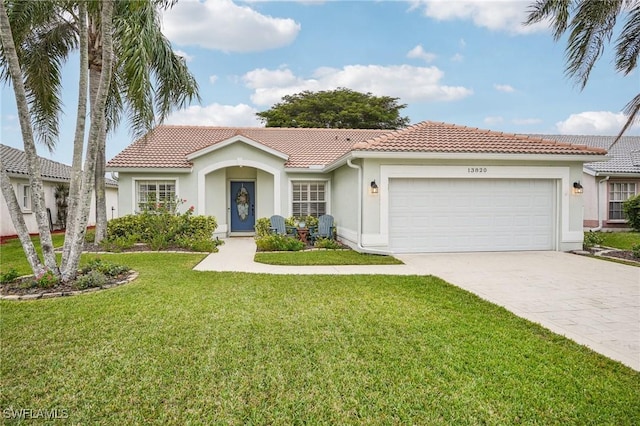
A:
[526, 0, 639, 147]
[1, 0, 198, 280]
[1, 0, 199, 280]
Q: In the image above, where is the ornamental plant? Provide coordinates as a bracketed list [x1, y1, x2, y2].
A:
[622, 194, 640, 232]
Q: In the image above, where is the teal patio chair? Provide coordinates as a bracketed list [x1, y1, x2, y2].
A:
[269, 215, 296, 237]
[310, 214, 335, 242]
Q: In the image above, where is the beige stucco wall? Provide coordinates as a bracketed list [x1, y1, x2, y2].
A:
[1, 177, 118, 237]
[352, 158, 587, 252]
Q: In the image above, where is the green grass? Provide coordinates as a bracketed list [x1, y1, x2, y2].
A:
[1, 246, 639, 424]
[0, 234, 65, 275]
[599, 231, 640, 250]
[255, 250, 403, 265]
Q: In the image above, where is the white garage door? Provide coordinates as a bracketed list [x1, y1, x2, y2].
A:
[389, 178, 556, 253]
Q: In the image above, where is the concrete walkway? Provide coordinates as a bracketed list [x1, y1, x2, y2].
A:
[195, 238, 640, 371]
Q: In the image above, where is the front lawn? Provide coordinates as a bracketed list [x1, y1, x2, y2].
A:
[599, 231, 640, 250]
[1, 251, 638, 424]
[0, 234, 66, 276]
[255, 250, 403, 265]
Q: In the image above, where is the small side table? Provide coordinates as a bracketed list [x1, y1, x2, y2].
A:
[296, 228, 309, 244]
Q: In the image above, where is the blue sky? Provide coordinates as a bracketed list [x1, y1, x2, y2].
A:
[1, 0, 638, 166]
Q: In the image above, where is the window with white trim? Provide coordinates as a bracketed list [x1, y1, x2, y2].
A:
[292, 181, 326, 218]
[18, 184, 31, 211]
[136, 180, 176, 211]
[609, 182, 636, 220]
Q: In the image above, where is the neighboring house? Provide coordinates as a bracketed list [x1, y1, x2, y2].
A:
[528, 135, 640, 230]
[1, 144, 119, 237]
[106, 121, 607, 254]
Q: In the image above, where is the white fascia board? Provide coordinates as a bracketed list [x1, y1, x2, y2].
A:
[105, 167, 193, 173]
[592, 171, 640, 178]
[186, 135, 289, 161]
[283, 167, 330, 174]
[350, 150, 610, 163]
[583, 166, 597, 176]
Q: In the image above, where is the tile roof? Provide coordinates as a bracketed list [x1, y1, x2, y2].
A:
[1, 144, 117, 186]
[107, 121, 607, 170]
[526, 134, 640, 175]
[355, 121, 608, 155]
[106, 126, 390, 169]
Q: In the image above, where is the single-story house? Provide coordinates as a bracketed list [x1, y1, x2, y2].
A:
[528, 135, 640, 230]
[1, 144, 119, 237]
[106, 121, 608, 253]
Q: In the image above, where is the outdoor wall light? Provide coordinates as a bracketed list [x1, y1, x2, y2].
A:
[370, 180, 379, 194]
[573, 181, 583, 194]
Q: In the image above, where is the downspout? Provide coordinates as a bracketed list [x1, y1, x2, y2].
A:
[346, 158, 391, 255]
[590, 176, 610, 231]
[346, 159, 363, 249]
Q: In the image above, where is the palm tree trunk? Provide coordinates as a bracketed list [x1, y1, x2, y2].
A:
[0, 163, 46, 276]
[61, 0, 114, 281]
[61, 1, 89, 272]
[0, 1, 58, 275]
[92, 66, 108, 244]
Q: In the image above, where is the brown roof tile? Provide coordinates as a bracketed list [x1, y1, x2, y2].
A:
[356, 121, 609, 155]
[106, 121, 607, 170]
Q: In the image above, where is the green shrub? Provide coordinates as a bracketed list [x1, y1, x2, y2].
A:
[623, 194, 640, 231]
[286, 215, 319, 229]
[314, 237, 342, 249]
[632, 243, 640, 259]
[80, 259, 129, 278]
[103, 204, 218, 252]
[74, 270, 108, 290]
[0, 268, 20, 284]
[36, 270, 59, 289]
[84, 228, 96, 243]
[255, 217, 272, 238]
[255, 234, 305, 251]
[99, 234, 138, 252]
[583, 231, 604, 249]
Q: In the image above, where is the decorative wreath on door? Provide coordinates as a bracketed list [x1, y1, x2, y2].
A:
[236, 185, 250, 221]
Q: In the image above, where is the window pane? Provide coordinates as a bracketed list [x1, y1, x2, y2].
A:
[291, 181, 327, 218]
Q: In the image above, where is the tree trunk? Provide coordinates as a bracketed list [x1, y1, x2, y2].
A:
[61, 1, 89, 273]
[0, 163, 45, 276]
[92, 65, 108, 244]
[0, 1, 57, 275]
[61, 0, 114, 281]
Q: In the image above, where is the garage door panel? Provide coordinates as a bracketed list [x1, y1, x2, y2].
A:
[389, 178, 555, 253]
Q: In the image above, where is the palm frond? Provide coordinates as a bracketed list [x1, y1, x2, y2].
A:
[565, 0, 623, 89]
[525, 0, 573, 40]
[615, 1, 640, 75]
[610, 93, 640, 149]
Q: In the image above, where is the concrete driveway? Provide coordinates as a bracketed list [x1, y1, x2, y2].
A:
[195, 239, 639, 370]
[396, 251, 639, 371]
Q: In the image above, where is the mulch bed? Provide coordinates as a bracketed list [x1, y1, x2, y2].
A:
[580, 247, 640, 264]
[0, 271, 136, 298]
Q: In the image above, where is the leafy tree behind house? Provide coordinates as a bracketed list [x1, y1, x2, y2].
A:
[256, 88, 410, 129]
[526, 0, 639, 146]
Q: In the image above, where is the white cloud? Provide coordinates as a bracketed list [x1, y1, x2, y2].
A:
[451, 53, 464, 62]
[494, 84, 515, 93]
[512, 118, 542, 125]
[556, 111, 639, 135]
[162, 0, 301, 52]
[209, 75, 219, 84]
[174, 49, 194, 62]
[407, 45, 437, 63]
[166, 103, 261, 126]
[484, 116, 504, 125]
[410, 0, 548, 35]
[243, 65, 473, 106]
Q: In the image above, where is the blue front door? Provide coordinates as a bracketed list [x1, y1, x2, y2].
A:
[230, 181, 255, 232]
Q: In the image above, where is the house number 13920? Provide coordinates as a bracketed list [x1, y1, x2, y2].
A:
[467, 167, 487, 173]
